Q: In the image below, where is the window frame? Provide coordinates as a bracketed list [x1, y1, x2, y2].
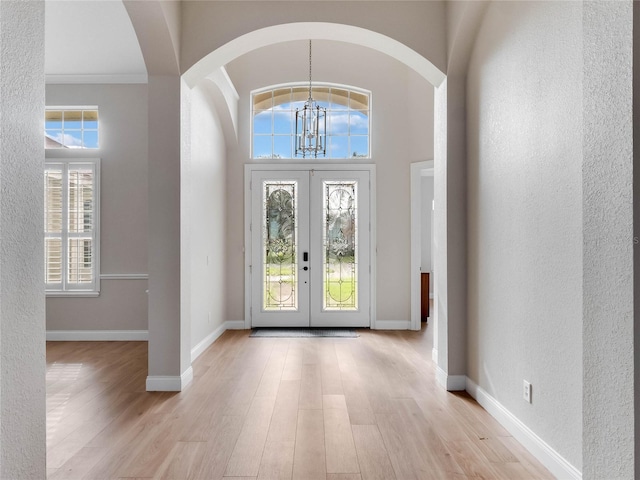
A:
[251, 83, 372, 160]
[45, 106, 99, 150]
[45, 158, 101, 297]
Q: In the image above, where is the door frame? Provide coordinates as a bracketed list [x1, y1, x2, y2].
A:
[244, 163, 377, 329]
[410, 160, 434, 331]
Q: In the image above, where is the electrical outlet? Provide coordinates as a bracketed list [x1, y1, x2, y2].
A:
[523, 380, 532, 403]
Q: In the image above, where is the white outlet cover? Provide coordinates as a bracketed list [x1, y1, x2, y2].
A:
[523, 380, 532, 403]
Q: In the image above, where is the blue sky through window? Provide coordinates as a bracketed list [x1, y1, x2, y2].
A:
[253, 86, 370, 159]
[45, 109, 99, 149]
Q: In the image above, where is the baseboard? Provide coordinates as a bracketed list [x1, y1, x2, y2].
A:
[225, 320, 246, 330]
[432, 348, 438, 363]
[465, 378, 581, 480]
[191, 322, 227, 362]
[435, 366, 466, 391]
[146, 366, 193, 392]
[191, 320, 248, 362]
[46, 330, 148, 341]
[374, 320, 411, 330]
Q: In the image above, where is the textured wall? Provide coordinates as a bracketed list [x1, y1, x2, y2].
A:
[0, 0, 47, 477]
[583, 2, 635, 477]
[45, 83, 149, 331]
[466, 1, 582, 470]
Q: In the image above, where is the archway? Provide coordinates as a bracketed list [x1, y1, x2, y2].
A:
[126, 5, 455, 392]
[182, 22, 445, 88]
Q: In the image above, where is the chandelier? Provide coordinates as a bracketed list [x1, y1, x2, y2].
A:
[295, 40, 326, 158]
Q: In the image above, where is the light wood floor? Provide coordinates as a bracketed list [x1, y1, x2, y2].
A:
[46, 326, 553, 479]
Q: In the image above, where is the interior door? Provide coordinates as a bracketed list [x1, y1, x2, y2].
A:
[250, 169, 370, 328]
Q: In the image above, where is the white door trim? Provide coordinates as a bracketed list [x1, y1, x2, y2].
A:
[410, 160, 434, 331]
[244, 163, 377, 329]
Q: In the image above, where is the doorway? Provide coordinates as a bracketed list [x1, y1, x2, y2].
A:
[410, 160, 434, 331]
[245, 165, 373, 328]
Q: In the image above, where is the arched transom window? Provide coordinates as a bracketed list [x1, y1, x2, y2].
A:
[252, 84, 370, 159]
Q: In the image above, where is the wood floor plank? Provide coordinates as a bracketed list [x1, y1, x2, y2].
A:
[298, 363, 323, 410]
[319, 342, 344, 395]
[281, 343, 303, 381]
[445, 439, 504, 480]
[498, 436, 554, 479]
[225, 394, 277, 477]
[340, 370, 376, 426]
[351, 424, 396, 480]
[255, 340, 288, 398]
[186, 415, 245, 479]
[375, 413, 440, 480]
[323, 395, 359, 474]
[292, 408, 326, 480]
[394, 398, 465, 477]
[153, 441, 209, 479]
[257, 379, 300, 480]
[47, 447, 106, 480]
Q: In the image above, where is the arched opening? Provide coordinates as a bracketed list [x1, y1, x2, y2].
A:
[127, 9, 453, 391]
[180, 25, 445, 353]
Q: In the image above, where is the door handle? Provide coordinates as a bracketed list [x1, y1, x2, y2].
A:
[303, 252, 309, 262]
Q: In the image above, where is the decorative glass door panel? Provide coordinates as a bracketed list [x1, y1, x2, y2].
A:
[250, 168, 370, 328]
[263, 181, 298, 311]
[323, 181, 358, 311]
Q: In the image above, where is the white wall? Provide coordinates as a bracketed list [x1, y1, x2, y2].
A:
[180, 1, 446, 78]
[224, 40, 434, 324]
[0, 1, 47, 477]
[583, 2, 635, 477]
[187, 83, 228, 350]
[466, 1, 582, 471]
[45, 84, 149, 332]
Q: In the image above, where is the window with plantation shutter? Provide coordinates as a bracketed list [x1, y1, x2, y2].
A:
[45, 159, 100, 295]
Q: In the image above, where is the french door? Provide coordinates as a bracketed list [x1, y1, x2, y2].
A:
[248, 168, 371, 327]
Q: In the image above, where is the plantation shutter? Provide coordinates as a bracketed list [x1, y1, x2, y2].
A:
[45, 167, 63, 287]
[45, 161, 99, 293]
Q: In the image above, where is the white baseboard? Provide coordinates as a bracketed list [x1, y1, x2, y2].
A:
[226, 320, 246, 330]
[191, 322, 226, 362]
[374, 320, 411, 330]
[146, 366, 193, 392]
[191, 320, 248, 363]
[465, 378, 581, 480]
[46, 330, 148, 341]
[435, 366, 466, 391]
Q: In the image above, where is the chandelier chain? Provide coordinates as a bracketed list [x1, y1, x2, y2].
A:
[308, 40, 313, 99]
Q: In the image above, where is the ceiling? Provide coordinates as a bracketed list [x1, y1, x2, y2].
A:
[45, 0, 147, 82]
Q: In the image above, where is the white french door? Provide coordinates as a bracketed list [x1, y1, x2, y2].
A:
[248, 168, 371, 327]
